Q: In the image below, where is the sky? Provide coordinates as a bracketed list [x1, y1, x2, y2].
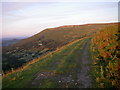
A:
[1, 1, 118, 38]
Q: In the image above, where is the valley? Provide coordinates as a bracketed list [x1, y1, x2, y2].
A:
[2, 39, 21, 46]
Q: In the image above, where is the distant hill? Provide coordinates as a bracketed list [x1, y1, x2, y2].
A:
[2, 23, 118, 72]
[2, 39, 21, 46]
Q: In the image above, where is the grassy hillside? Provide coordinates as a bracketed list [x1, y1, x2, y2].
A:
[2, 23, 117, 73]
[90, 24, 120, 88]
[3, 23, 116, 52]
[2, 23, 119, 88]
[3, 37, 92, 88]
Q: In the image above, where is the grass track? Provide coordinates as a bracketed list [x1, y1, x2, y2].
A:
[3, 37, 92, 88]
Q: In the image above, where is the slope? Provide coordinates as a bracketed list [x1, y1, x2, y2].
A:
[2, 23, 117, 72]
[90, 24, 120, 88]
[3, 37, 92, 88]
[3, 23, 116, 52]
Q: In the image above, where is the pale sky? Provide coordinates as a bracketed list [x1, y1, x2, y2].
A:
[1, 1, 118, 38]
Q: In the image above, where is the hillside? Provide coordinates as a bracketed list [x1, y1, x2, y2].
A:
[2, 23, 119, 88]
[2, 23, 117, 73]
[3, 37, 92, 88]
[2, 24, 108, 52]
[90, 24, 120, 88]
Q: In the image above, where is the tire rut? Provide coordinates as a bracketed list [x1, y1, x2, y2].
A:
[77, 39, 92, 88]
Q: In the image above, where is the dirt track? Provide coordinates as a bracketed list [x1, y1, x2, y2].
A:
[77, 39, 92, 88]
[30, 38, 92, 88]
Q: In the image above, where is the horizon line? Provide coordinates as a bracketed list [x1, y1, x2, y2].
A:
[2, 21, 119, 39]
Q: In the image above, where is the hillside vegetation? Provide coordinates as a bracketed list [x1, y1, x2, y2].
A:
[90, 24, 120, 88]
[3, 37, 92, 88]
[3, 23, 112, 52]
[2, 23, 119, 88]
[3, 23, 116, 73]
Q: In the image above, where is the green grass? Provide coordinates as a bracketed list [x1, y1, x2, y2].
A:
[3, 23, 119, 88]
[3, 23, 117, 73]
[3, 37, 91, 88]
